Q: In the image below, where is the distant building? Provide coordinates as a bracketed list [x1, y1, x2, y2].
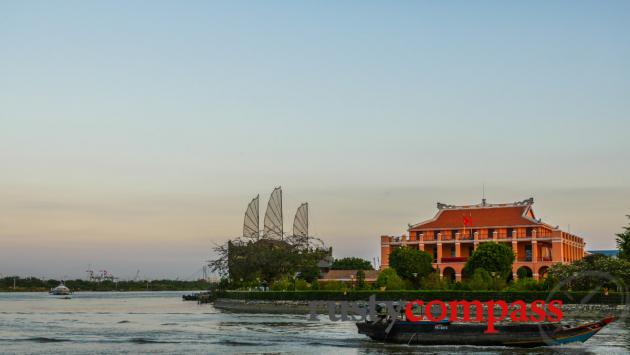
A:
[317, 254, 334, 277]
[380, 198, 585, 281]
[587, 250, 619, 258]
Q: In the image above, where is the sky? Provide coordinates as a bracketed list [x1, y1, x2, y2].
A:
[1, 1, 629, 279]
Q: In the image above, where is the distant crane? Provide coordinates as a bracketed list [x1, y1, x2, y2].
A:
[99, 270, 114, 282]
[86, 265, 96, 281]
[134, 269, 141, 281]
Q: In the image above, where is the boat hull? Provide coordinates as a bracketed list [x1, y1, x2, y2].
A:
[356, 317, 614, 348]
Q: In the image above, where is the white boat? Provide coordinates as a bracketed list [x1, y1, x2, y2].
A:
[49, 282, 72, 296]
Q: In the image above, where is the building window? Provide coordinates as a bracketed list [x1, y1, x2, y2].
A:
[488, 229, 495, 238]
[526, 228, 533, 237]
[507, 228, 514, 238]
[525, 245, 532, 261]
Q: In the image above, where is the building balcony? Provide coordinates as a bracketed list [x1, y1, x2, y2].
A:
[516, 256, 553, 262]
[440, 257, 469, 263]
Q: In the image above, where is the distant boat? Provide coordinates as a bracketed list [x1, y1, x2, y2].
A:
[49, 282, 72, 296]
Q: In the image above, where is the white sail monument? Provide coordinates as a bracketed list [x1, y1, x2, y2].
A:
[263, 187, 283, 239]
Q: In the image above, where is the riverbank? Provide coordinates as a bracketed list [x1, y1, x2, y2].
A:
[0, 288, 211, 292]
[0, 277, 213, 292]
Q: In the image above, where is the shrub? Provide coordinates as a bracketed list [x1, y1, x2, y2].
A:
[375, 268, 406, 290]
[421, 272, 448, 290]
[466, 268, 492, 290]
[355, 270, 367, 289]
[294, 279, 310, 291]
[320, 281, 344, 291]
[508, 278, 545, 291]
[464, 268, 506, 291]
[517, 267, 532, 280]
[270, 278, 292, 291]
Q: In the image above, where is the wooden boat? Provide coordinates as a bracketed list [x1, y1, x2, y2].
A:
[356, 316, 615, 347]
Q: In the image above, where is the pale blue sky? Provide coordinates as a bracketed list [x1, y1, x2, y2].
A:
[1, 1, 629, 279]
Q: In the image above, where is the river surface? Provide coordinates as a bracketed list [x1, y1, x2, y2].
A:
[0, 292, 628, 354]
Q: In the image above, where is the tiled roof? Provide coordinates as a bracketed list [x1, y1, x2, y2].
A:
[409, 203, 542, 230]
[320, 269, 380, 281]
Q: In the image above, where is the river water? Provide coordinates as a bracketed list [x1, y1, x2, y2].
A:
[0, 292, 628, 354]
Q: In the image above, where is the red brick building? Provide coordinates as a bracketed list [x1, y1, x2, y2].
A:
[380, 198, 585, 281]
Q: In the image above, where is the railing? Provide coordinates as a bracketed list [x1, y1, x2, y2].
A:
[517, 257, 553, 262]
[440, 257, 469, 263]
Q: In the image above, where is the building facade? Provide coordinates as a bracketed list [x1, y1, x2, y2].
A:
[380, 198, 585, 281]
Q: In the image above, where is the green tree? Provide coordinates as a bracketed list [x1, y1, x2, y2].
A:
[389, 247, 434, 285]
[463, 242, 515, 280]
[547, 253, 630, 291]
[298, 263, 321, 283]
[355, 270, 367, 289]
[215, 238, 330, 287]
[375, 268, 406, 290]
[330, 257, 373, 270]
[616, 215, 630, 261]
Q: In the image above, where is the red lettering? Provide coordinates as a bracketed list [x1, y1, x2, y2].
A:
[426, 300, 447, 322]
[484, 300, 508, 334]
[508, 300, 529, 322]
[448, 300, 484, 322]
[547, 300, 563, 322]
[405, 300, 423, 322]
[529, 300, 546, 322]
[404, 299, 565, 331]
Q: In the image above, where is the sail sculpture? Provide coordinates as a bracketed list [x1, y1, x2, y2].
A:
[243, 195, 260, 240]
[263, 187, 283, 239]
[293, 203, 308, 241]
